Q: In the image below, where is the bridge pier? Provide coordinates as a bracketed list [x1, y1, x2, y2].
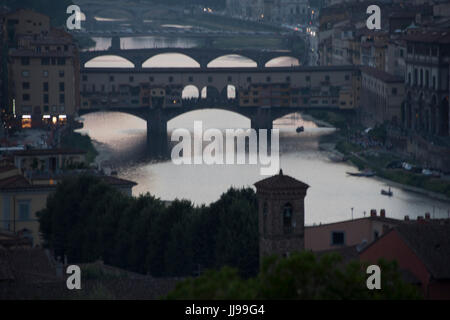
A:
[251, 107, 273, 145]
[146, 107, 170, 159]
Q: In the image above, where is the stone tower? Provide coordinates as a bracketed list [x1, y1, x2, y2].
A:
[254, 169, 309, 259]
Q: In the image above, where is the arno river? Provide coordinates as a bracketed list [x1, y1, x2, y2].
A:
[78, 36, 450, 225]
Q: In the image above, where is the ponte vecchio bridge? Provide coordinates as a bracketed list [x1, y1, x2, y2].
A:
[80, 47, 304, 69]
[80, 50, 358, 156]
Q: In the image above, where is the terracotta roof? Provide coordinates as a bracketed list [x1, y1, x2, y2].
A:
[360, 66, 404, 83]
[403, 30, 450, 44]
[13, 148, 86, 157]
[395, 224, 450, 280]
[0, 165, 17, 174]
[0, 174, 56, 191]
[254, 170, 309, 190]
[306, 215, 403, 229]
[99, 175, 138, 187]
[0, 175, 32, 189]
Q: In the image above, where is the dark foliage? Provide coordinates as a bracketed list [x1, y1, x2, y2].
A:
[38, 175, 259, 277]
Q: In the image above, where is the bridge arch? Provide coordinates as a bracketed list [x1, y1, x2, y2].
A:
[201, 86, 221, 100]
[167, 108, 251, 126]
[182, 85, 200, 99]
[207, 54, 257, 68]
[220, 84, 237, 100]
[142, 53, 201, 68]
[265, 56, 300, 67]
[84, 55, 135, 68]
[78, 109, 148, 122]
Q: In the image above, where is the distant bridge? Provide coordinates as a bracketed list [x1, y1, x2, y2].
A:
[79, 65, 359, 157]
[80, 47, 303, 69]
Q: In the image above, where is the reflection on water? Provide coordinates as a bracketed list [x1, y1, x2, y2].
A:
[142, 53, 201, 68]
[86, 37, 300, 68]
[208, 54, 257, 68]
[266, 56, 300, 67]
[160, 24, 194, 29]
[87, 37, 202, 52]
[84, 55, 135, 68]
[78, 111, 450, 225]
[121, 36, 201, 50]
[94, 16, 128, 22]
[79, 36, 450, 223]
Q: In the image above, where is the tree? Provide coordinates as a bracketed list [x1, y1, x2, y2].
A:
[167, 251, 423, 300]
[38, 175, 131, 263]
[39, 177, 259, 278]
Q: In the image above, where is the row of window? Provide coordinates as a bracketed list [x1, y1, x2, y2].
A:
[21, 70, 65, 78]
[22, 93, 65, 104]
[82, 74, 351, 84]
[408, 68, 437, 90]
[22, 82, 65, 91]
[21, 57, 67, 66]
[21, 105, 65, 113]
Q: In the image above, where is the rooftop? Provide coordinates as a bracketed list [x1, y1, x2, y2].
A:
[254, 169, 309, 190]
[0, 174, 54, 191]
[403, 30, 450, 44]
[395, 224, 450, 280]
[360, 66, 404, 83]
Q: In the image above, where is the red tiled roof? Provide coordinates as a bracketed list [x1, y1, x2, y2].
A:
[396, 224, 450, 280]
[0, 174, 56, 191]
[99, 175, 138, 187]
[254, 170, 309, 190]
[0, 165, 17, 174]
[360, 66, 403, 83]
[403, 30, 450, 44]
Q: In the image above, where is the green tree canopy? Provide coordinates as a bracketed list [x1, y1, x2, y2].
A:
[167, 251, 423, 300]
[38, 175, 259, 277]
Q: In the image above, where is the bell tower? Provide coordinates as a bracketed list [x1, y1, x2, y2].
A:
[254, 169, 309, 260]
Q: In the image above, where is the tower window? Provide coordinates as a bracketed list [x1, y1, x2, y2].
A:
[331, 231, 345, 246]
[283, 203, 293, 234]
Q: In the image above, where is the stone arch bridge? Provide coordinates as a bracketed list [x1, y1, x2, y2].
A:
[80, 48, 302, 69]
[79, 65, 358, 157]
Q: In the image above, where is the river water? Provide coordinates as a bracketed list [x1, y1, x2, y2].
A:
[78, 36, 450, 225]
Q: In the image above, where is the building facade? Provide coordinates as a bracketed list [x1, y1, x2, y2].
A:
[5, 9, 80, 128]
[360, 66, 404, 127]
[403, 30, 450, 137]
[226, 0, 309, 25]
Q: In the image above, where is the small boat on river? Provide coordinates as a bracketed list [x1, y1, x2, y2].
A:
[381, 187, 393, 197]
[346, 169, 375, 177]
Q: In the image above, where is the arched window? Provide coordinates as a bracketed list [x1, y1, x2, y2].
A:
[283, 203, 293, 234]
[263, 202, 268, 236]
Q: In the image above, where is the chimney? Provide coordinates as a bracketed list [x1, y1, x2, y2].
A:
[404, 215, 410, 221]
[370, 209, 377, 217]
[380, 209, 386, 218]
[425, 212, 431, 220]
